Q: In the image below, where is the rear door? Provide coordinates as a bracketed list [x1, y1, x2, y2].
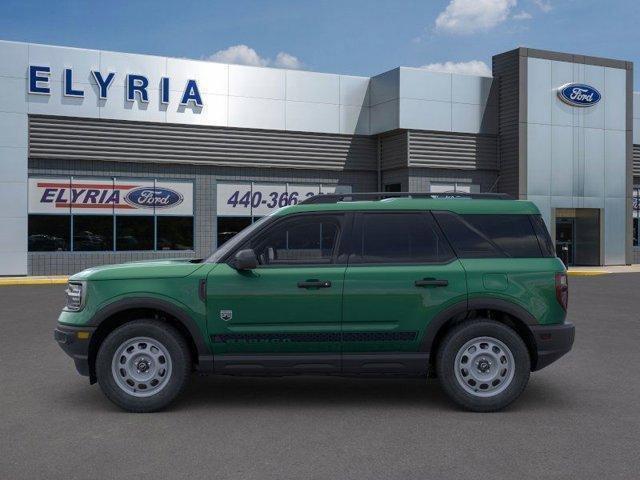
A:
[341, 211, 467, 374]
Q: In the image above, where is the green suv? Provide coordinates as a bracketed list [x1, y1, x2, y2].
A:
[54, 193, 574, 412]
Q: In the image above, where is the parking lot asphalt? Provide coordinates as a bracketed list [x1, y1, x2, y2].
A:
[1, 275, 639, 480]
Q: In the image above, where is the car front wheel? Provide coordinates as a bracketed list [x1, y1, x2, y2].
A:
[96, 320, 191, 412]
[436, 319, 530, 412]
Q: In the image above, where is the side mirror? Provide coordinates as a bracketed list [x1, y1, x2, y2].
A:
[233, 249, 258, 270]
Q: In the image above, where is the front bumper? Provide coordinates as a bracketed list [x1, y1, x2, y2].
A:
[530, 321, 575, 371]
[54, 324, 96, 377]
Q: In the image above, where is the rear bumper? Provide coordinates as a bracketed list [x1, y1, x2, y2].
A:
[530, 321, 575, 371]
[54, 324, 96, 377]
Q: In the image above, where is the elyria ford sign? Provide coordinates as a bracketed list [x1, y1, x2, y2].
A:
[28, 178, 193, 216]
[28, 65, 204, 107]
[557, 83, 601, 107]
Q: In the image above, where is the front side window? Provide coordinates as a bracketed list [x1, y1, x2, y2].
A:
[248, 215, 341, 265]
[353, 212, 453, 264]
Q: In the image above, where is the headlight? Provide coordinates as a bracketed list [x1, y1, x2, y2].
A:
[64, 282, 86, 311]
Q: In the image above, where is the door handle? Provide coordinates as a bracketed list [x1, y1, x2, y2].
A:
[297, 280, 332, 289]
[415, 278, 448, 287]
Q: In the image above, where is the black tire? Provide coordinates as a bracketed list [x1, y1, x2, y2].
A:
[436, 319, 530, 412]
[96, 319, 191, 412]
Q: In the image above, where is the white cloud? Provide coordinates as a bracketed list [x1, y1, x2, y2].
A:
[207, 45, 268, 67]
[420, 60, 492, 77]
[206, 44, 303, 69]
[513, 10, 532, 20]
[274, 52, 303, 69]
[435, 0, 517, 34]
[532, 0, 552, 12]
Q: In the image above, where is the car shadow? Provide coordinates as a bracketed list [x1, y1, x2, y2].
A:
[51, 373, 575, 414]
[179, 375, 453, 410]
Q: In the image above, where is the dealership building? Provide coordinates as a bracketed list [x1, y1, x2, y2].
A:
[0, 39, 638, 275]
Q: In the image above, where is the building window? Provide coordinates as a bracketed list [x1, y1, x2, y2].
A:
[429, 182, 480, 194]
[28, 215, 70, 252]
[215, 182, 352, 248]
[217, 217, 253, 246]
[27, 176, 194, 252]
[116, 216, 154, 251]
[157, 217, 194, 250]
[73, 215, 114, 251]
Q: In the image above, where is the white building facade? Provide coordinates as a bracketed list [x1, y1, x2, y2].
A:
[0, 41, 636, 275]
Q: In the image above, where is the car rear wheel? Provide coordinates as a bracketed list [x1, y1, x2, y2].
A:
[96, 320, 191, 412]
[436, 319, 530, 412]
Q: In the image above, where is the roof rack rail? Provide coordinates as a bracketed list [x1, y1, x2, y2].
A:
[300, 191, 511, 205]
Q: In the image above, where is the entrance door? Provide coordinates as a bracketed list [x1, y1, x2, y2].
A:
[555, 208, 601, 266]
[555, 217, 574, 266]
[341, 211, 467, 374]
[206, 213, 346, 369]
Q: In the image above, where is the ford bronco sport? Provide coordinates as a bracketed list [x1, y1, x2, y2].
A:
[55, 192, 574, 412]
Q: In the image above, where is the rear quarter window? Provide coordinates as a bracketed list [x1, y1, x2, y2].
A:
[433, 212, 544, 258]
[530, 214, 555, 257]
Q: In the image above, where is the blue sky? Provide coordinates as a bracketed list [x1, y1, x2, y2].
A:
[0, 0, 638, 83]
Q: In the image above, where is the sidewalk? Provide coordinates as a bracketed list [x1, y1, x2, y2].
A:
[567, 265, 640, 276]
[0, 275, 68, 286]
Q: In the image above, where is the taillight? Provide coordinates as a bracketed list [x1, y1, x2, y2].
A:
[555, 272, 568, 311]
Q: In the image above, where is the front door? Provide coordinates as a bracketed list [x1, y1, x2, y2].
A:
[341, 212, 467, 374]
[206, 213, 346, 371]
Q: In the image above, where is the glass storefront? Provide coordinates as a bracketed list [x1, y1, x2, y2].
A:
[27, 177, 194, 252]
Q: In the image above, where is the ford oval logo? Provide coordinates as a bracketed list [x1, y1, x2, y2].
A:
[124, 187, 183, 209]
[557, 83, 601, 107]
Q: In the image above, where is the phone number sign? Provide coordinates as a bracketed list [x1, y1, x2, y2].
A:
[216, 182, 349, 217]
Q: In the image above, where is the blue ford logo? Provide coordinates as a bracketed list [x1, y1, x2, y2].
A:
[124, 187, 183, 209]
[557, 83, 601, 107]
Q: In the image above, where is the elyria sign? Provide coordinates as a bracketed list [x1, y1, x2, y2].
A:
[28, 65, 204, 107]
[557, 83, 601, 107]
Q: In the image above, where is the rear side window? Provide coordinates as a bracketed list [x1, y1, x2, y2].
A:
[353, 212, 454, 264]
[434, 212, 543, 258]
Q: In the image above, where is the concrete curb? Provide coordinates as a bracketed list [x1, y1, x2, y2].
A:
[0, 276, 68, 286]
[567, 271, 609, 277]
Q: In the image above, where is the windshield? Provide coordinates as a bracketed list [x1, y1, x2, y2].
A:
[206, 214, 273, 263]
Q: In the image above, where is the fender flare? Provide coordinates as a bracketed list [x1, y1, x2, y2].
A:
[88, 297, 213, 370]
[420, 297, 538, 353]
